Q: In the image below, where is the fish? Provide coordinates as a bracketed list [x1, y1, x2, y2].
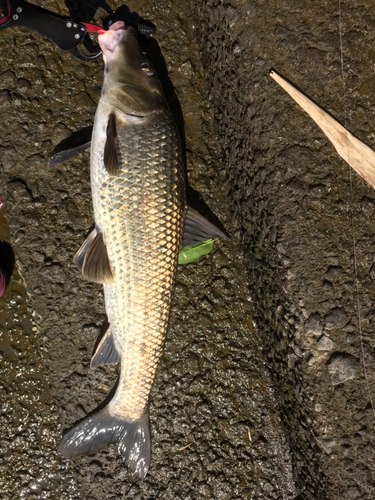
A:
[58, 21, 226, 478]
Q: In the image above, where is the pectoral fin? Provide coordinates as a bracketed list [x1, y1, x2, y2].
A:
[74, 230, 114, 284]
[91, 326, 120, 368]
[182, 206, 228, 247]
[74, 228, 97, 272]
[48, 141, 91, 168]
[104, 113, 121, 176]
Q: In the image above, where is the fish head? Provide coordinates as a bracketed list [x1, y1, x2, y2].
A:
[99, 21, 164, 117]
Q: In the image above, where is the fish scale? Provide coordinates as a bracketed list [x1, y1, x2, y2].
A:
[92, 110, 185, 421]
[58, 23, 193, 478]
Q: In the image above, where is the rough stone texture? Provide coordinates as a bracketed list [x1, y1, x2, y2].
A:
[0, 0, 374, 499]
[0, 1, 294, 499]
[189, 0, 375, 498]
[327, 352, 360, 385]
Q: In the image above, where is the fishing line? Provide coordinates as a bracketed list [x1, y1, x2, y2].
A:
[338, 0, 375, 417]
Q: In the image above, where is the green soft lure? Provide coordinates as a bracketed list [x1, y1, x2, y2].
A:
[178, 239, 214, 265]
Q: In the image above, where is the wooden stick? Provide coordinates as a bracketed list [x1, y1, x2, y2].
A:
[248, 428, 252, 443]
[177, 443, 192, 452]
[270, 70, 375, 190]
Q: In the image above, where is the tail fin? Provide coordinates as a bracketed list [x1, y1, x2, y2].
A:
[58, 407, 150, 478]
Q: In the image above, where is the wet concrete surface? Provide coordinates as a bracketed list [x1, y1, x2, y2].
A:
[0, 0, 374, 499]
[188, 0, 375, 498]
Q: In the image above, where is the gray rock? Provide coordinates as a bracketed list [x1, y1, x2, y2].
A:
[325, 266, 341, 281]
[346, 332, 356, 343]
[320, 439, 337, 455]
[305, 312, 322, 336]
[324, 307, 347, 330]
[0, 69, 15, 89]
[327, 352, 360, 385]
[317, 335, 334, 351]
[16, 78, 31, 93]
[0, 89, 11, 106]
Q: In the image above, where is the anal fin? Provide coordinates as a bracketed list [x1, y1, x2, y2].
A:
[74, 230, 114, 284]
[182, 206, 228, 247]
[91, 326, 120, 368]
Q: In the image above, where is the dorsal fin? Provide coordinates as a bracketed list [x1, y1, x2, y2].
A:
[182, 206, 228, 247]
[104, 113, 121, 176]
[74, 230, 114, 283]
[91, 326, 120, 368]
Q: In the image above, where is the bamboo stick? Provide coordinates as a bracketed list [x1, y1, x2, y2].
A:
[270, 70, 375, 190]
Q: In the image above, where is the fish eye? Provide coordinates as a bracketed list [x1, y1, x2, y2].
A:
[140, 62, 154, 76]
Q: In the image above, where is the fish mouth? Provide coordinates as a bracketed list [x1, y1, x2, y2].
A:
[108, 20, 126, 32]
[99, 22, 135, 54]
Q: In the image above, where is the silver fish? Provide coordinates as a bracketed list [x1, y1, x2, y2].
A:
[58, 21, 225, 478]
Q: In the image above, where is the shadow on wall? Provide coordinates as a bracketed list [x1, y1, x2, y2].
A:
[0, 240, 14, 297]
